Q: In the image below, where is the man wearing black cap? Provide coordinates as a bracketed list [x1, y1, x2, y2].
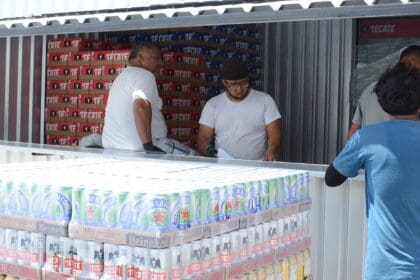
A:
[197, 60, 282, 161]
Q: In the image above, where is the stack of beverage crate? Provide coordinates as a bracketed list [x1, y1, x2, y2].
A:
[0, 158, 311, 280]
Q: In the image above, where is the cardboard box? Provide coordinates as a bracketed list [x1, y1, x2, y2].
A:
[87, 108, 106, 123]
[67, 51, 92, 65]
[47, 66, 79, 80]
[101, 65, 126, 79]
[45, 107, 69, 122]
[77, 123, 104, 136]
[78, 93, 108, 109]
[68, 222, 204, 249]
[46, 93, 78, 108]
[91, 80, 113, 94]
[47, 52, 69, 66]
[47, 38, 93, 52]
[46, 122, 78, 136]
[68, 80, 93, 94]
[67, 108, 88, 123]
[0, 261, 41, 279]
[47, 80, 70, 94]
[0, 214, 68, 236]
[79, 65, 104, 80]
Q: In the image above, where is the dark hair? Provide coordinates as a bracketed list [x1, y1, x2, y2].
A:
[222, 60, 249, 80]
[400, 44, 420, 60]
[374, 63, 420, 115]
[129, 42, 160, 60]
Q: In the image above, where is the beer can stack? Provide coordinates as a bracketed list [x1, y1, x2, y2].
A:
[0, 157, 312, 279]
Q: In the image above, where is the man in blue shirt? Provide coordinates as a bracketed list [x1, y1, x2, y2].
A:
[325, 63, 420, 280]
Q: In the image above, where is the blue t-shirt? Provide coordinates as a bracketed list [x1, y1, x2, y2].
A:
[333, 119, 420, 280]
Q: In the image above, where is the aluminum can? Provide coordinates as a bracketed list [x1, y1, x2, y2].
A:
[0, 228, 6, 262]
[220, 234, 232, 266]
[88, 241, 104, 279]
[61, 237, 74, 275]
[209, 236, 221, 270]
[17, 230, 31, 266]
[177, 191, 191, 229]
[170, 245, 185, 280]
[259, 180, 269, 210]
[133, 246, 150, 280]
[102, 190, 117, 227]
[104, 243, 120, 279]
[200, 239, 212, 272]
[45, 234, 62, 272]
[239, 229, 248, 261]
[230, 231, 240, 263]
[149, 248, 169, 280]
[30, 232, 45, 268]
[5, 229, 18, 264]
[146, 194, 169, 232]
[234, 183, 246, 216]
[73, 239, 89, 277]
[131, 192, 146, 231]
[187, 241, 202, 276]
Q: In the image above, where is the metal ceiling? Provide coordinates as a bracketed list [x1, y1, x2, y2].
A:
[0, 0, 420, 37]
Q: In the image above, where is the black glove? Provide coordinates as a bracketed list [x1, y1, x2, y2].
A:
[203, 146, 217, 157]
[143, 141, 166, 154]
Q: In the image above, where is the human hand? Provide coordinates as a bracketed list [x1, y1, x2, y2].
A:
[143, 141, 166, 154]
[203, 146, 217, 157]
[264, 149, 277, 161]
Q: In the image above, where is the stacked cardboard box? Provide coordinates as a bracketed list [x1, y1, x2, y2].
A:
[45, 38, 130, 146]
[158, 51, 206, 148]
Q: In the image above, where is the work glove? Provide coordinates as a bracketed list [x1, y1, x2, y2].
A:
[143, 141, 166, 154]
[203, 146, 217, 158]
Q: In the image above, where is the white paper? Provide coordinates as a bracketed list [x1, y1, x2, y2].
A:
[217, 148, 234, 159]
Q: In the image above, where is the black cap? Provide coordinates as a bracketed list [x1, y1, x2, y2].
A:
[222, 60, 249, 80]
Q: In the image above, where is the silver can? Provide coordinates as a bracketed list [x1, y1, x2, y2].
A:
[45, 234, 62, 272]
[262, 222, 272, 252]
[187, 241, 202, 276]
[88, 241, 104, 279]
[170, 245, 185, 280]
[133, 246, 150, 280]
[220, 233, 232, 266]
[103, 243, 120, 279]
[5, 229, 18, 264]
[210, 236, 221, 270]
[61, 237, 74, 275]
[0, 228, 6, 262]
[17, 230, 32, 266]
[230, 231, 240, 264]
[247, 226, 256, 258]
[239, 229, 248, 261]
[201, 239, 212, 272]
[73, 239, 89, 277]
[30, 232, 45, 268]
[149, 248, 170, 280]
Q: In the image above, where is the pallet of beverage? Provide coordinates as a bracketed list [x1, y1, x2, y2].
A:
[0, 222, 310, 280]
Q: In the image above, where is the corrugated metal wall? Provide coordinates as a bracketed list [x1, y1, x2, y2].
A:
[0, 21, 354, 164]
[266, 19, 354, 164]
[0, 35, 46, 144]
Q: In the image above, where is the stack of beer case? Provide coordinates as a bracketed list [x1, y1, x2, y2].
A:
[106, 24, 264, 99]
[0, 157, 312, 280]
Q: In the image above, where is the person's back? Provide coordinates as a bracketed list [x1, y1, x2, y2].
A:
[352, 82, 388, 128]
[102, 66, 167, 150]
[326, 63, 420, 280]
[347, 120, 420, 279]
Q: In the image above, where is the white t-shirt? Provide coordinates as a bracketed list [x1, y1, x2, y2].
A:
[102, 66, 167, 151]
[352, 82, 389, 127]
[199, 89, 281, 160]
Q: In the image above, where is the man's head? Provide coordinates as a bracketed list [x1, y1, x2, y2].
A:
[221, 60, 250, 101]
[374, 63, 420, 116]
[129, 43, 162, 73]
[400, 44, 420, 70]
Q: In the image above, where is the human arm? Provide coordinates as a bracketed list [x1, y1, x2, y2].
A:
[197, 124, 217, 157]
[264, 119, 281, 161]
[347, 123, 361, 139]
[133, 98, 164, 153]
[325, 132, 362, 186]
[325, 164, 348, 186]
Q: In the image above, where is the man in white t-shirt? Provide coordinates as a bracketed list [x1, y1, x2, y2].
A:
[348, 44, 420, 138]
[197, 60, 282, 161]
[101, 43, 196, 156]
